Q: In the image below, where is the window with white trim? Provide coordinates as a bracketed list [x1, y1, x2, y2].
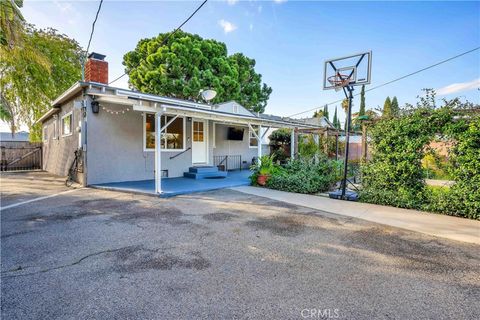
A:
[61, 112, 73, 136]
[144, 113, 185, 151]
[249, 127, 258, 148]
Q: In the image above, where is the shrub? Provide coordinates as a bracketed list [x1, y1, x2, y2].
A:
[444, 118, 480, 219]
[265, 157, 340, 194]
[360, 92, 479, 220]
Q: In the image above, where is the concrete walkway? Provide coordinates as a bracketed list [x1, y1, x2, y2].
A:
[232, 186, 480, 245]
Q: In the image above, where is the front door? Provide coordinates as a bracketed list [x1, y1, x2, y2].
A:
[192, 120, 207, 164]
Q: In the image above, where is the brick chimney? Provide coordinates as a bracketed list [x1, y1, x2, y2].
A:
[85, 52, 108, 84]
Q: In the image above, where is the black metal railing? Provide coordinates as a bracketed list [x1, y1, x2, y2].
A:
[213, 155, 242, 171]
[169, 147, 191, 160]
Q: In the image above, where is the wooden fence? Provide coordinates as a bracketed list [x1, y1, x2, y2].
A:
[0, 141, 42, 171]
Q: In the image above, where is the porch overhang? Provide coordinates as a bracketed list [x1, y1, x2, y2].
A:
[90, 92, 319, 130]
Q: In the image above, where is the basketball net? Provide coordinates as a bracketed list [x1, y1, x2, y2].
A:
[328, 74, 351, 92]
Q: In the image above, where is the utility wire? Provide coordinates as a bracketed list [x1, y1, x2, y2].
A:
[108, 0, 208, 85]
[287, 46, 480, 118]
[82, 0, 104, 80]
[85, 0, 104, 57]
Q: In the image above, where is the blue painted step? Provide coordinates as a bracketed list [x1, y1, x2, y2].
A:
[184, 166, 227, 179]
[189, 166, 220, 174]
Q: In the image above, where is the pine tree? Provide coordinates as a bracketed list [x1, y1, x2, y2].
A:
[323, 105, 329, 120]
[391, 96, 399, 116]
[332, 106, 338, 128]
[359, 85, 366, 117]
[383, 96, 392, 117]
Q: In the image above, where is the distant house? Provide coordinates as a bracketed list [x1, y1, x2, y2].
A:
[300, 116, 336, 129]
[0, 131, 29, 142]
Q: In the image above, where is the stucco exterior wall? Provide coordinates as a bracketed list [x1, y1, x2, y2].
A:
[42, 94, 85, 184]
[86, 105, 196, 184]
[212, 123, 260, 170]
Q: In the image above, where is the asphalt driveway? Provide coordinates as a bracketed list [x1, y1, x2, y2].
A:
[1, 172, 479, 319]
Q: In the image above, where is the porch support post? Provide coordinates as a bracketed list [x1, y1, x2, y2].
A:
[313, 133, 319, 163]
[257, 125, 262, 163]
[290, 129, 295, 159]
[155, 111, 163, 194]
[248, 123, 262, 166]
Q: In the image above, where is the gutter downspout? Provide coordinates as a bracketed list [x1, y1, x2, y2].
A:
[81, 88, 88, 187]
[155, 110, 164, 194]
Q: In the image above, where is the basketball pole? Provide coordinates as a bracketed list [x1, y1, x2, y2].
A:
[341, 86, 354, 199]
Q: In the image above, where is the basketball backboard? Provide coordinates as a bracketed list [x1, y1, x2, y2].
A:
[323, 51, 372, 90]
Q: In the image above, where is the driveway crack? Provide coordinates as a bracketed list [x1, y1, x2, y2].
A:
[2, 247, 128, 278]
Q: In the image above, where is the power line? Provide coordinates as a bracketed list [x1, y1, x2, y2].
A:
[85, 0, 104, 57]
[287, 46, 480, 118]
[82, 0, 104, 80]
[109, 0, 208, 85]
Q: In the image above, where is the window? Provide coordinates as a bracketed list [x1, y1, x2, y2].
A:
[62, 112, 73, 136]
[43, 126, 48, 142]
[193, 121, 204, 142]
[249, 127, 259, 148]
[144, 113, 185, 151]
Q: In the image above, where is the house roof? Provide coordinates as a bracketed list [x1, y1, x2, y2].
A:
[37, 81, 329, 129]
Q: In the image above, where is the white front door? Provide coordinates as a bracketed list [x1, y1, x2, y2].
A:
[192, 120, 207, 164]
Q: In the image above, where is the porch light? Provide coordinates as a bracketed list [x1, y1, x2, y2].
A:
[91, 101, 100, 114]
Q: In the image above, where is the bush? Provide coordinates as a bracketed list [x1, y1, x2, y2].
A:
[265, 157, 341, 194]
[360, 93, 479, 220]
[444, 118, 480, 219]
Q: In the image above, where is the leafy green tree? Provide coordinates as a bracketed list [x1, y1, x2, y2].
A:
[359, 85, 366, 117]
[341, 98, 349, 113]
[313, 109, 324, 118]
[1, 26, 82, 140]
[382, 96, 392, 117]
[391, 96, 399, 116]
[0, 0, 24, 47]
[123, 31, 272, 113]
[268, 128, 291, 162]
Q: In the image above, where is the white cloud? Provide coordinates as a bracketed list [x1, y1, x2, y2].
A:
[273, 0, 287, 3]
[218, 19, 238, 33]
[227, 0, 238, 5]
[258, 5, 263, 13]
[436, 78, 480, 96]
[53, 0, 73, 13]
[249, 23, 254, 31]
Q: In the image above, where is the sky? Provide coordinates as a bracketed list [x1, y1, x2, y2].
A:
[2, 0, 479, 132]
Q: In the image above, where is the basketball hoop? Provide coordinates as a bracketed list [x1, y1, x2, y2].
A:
[327, 74, 351, 91]
[323, 51, 372, 201]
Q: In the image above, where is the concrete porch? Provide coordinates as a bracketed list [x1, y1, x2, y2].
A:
[91, 170, 251, 197]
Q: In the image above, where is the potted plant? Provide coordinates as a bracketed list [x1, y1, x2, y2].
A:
[251, 155, 275, 186]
